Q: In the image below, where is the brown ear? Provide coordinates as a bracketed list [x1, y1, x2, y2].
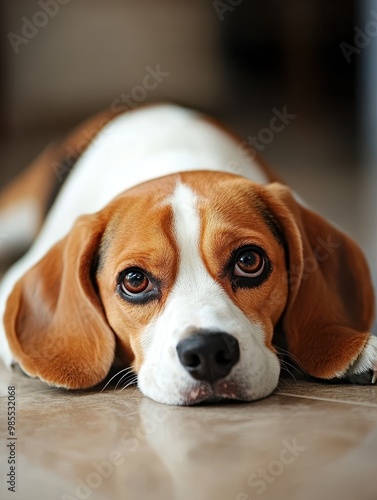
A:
[258, 183, 375, 378]
[4, 213, 116, 389]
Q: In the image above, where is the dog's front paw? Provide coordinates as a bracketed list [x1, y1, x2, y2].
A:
[342, 335, 377, 385]
[346, 369, 376, 385]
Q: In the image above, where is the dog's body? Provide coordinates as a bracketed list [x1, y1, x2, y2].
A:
[0, 104, 376, 405]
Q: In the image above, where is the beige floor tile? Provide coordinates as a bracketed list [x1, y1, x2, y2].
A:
[277, 379, 377, 407]
[1, 364, 377, 500]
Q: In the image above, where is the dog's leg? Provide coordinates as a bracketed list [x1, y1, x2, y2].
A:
[340, 335, 377, 385]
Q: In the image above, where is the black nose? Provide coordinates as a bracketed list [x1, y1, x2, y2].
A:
[176, 331, 240, 384]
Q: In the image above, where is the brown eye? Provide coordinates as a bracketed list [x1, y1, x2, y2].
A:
[121, 269, 152, 296]
[234, 249, 265, 277]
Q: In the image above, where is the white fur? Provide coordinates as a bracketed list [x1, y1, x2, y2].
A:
[137, 184, 280, 405]
[0, 104, 267, 369]
[343, 336, 377, 383]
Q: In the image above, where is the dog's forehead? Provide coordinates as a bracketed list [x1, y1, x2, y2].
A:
[173, 172, 283, 250]
[100, 171, 279, 269]
[112, 170, 267, 224]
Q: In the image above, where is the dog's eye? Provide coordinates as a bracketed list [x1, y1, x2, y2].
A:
[234, 248, 265, 278]
[229, 246, 270, 290]
[121, 269, 153, 296]
[117, 268, 160, 304]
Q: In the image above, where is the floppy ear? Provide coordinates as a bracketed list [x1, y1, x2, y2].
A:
[258, 183, 375, 378]
[4, 213, 116, 389]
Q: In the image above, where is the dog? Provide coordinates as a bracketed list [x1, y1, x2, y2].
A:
[0, 103, 376, 405]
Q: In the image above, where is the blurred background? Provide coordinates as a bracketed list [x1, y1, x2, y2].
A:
[0, 0, 376, 306]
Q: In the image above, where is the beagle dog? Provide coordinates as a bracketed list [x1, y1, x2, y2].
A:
[0, 104, 376, 405]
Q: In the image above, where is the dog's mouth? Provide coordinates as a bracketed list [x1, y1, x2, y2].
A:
[181, 379, 244, 405]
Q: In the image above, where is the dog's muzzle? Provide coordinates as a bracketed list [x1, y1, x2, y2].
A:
[176, 330, 240, 384]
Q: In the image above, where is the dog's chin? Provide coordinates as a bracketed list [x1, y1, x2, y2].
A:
[180, 379, 250, 406]
[139, 368, 280, 406]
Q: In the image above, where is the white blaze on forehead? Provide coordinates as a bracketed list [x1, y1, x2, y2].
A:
[168, 182, 224, 317]
[171, 183, 200, 256]
[170, 183, 203, 282]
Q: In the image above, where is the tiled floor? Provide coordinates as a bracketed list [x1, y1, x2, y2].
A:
[0, 364, 376, 500]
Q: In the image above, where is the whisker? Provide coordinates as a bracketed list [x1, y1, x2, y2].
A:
[275, 347, 307, 374]
[277, 377, 296, 390]
[279, 362, 298, 383]
[100, 367, 134, 393]
[120, 376, 138, 392]
[276, 350, 307, 376]
[277, 362, 302, 388]
[131, 383, 142, 398]
[115, 370, 135, 390]
[280, 358, 305, 377]
[121, 375, 137, 391]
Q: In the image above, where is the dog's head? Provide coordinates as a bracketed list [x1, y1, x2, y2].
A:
[4, 171, 374, 404]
